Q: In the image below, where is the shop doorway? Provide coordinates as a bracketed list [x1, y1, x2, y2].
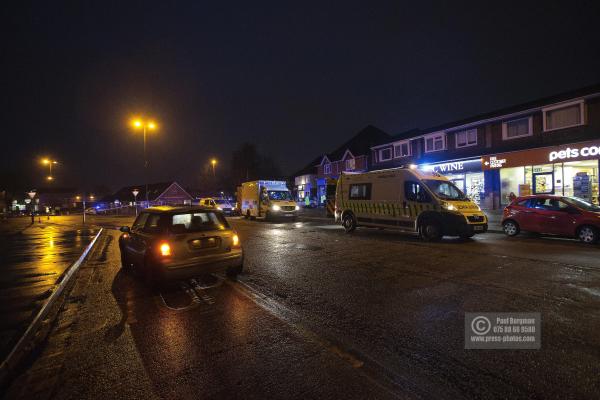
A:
[533, 172, 554, 194]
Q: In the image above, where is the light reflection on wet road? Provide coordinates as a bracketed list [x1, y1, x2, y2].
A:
[0, 221, 96, 359]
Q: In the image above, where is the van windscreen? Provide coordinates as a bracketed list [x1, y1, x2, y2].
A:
[424, 180, 467, 201]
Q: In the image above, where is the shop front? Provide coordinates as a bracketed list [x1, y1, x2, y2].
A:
[482, 140, 600, 205]
[420, 158, 485, 205]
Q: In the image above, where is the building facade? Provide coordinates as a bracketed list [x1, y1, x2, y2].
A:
[370, 84, 600, 209]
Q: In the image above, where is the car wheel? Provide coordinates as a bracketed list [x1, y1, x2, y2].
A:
[419, 220, 442, 241]
[342, 213, 356, 233]
[577, 225, 598, 244]
[226, 263, 243, 280]
[502, 220, 520, 237]
[142, 256, 159, 289]
[459, 232, 475, 239]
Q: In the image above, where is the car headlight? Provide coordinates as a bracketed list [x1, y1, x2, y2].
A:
[216, 206, 222, 210]
[442, 202, 457, 211]
[295, 205, 300, 211]
[272, 205, 281, 211]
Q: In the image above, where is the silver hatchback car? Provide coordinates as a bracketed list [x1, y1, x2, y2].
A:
[119, 206, 243, 284]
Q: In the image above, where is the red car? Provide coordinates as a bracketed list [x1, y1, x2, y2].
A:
[502, 195, 600, 244]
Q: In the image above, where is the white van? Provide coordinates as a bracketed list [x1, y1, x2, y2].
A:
[240, 180, 299, 220]
[335, 167, 488, 240]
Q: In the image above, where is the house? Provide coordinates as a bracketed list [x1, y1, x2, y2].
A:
[370, 83, 600, 209]
[295, 125, 391, 206]
[100, 182, 193, 209]
[291, 156, 321, 203]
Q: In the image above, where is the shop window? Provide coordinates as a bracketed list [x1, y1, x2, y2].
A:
[425, 133, 446, 153]
[323, 163, 331, 174]
[378, 148, 392, 161]
[543, 101, 585, 132]
[345, 158, 355, 171]
[393, 141, 411, 158]
[502, 117, 532, 140]
[455, 129, 477, 148]
[349, 183, 371, 200]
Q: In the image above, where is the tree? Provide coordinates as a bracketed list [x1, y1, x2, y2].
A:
[231, 142, 281, 185]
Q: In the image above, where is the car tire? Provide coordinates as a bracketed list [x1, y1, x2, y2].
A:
[226, 263, 243, 280]
[502, 220, 520, 237]
[459, 232, 475, 239]
[342, 213, 356, 233]
[419, 220, 442, 241]
[142, 256, 159, 290]
[577, 225, 599, 244]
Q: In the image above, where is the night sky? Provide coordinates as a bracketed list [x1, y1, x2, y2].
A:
[3, 1, 600, 191]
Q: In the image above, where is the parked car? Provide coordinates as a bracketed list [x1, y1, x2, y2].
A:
[502, 195, 600, 244]
[119, 206, 243, 285]
[198, 197, 235, 215]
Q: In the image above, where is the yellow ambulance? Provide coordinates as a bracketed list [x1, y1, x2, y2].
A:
[334, 166, 488, 240]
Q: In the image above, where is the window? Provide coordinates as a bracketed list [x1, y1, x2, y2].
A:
[323, 163, 331, 174]
[423, 180, 467, 201]
[424, 133, 446, 152]
[503, 117, 532, 140]
[404, 181, 430, 203]
[378, 148, 392, 161]
[268, 191, 292, 200]
[349, 183, 371, 200]
[529, 198, 569, 211]
[203, 199, 211, 206]
[143, 214, 162, 233]
[455, 129, 477, 148]
[170, 211, 229, 233]
[345, 158, 355, 170]
[132, 212, 149, 230]
[544, 101, 584, 131]
[393, 141, 411, 158]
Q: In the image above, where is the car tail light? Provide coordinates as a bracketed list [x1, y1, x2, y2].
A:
[159, 242, 172, 257]
[232, 233, 240, 248]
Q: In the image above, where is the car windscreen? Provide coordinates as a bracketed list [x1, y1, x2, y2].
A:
[169, 212, 230, 233]
[268, 190, 292, 201]
[565, 197, 600, 212]
[214, 199, 229, 205]
[423, 179, 467, 201]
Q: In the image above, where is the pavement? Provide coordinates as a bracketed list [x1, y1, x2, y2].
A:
[0, 218, 98, 361]
[2, 215, 600, 399]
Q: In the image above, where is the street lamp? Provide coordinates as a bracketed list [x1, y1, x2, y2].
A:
[211, 158, 217, 177]
[41, 158, 58, 181]
[132, 189, 139, 216]
[131, 118, 158, 207]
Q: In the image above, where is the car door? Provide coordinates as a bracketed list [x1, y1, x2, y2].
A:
[518, 198, 545, 232]
[126, 212, 150, 264]
[403, 181, 432, 230]
[541, 199, 579, 236]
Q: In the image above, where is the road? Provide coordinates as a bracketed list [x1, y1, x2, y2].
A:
[3, 215, 600, 399]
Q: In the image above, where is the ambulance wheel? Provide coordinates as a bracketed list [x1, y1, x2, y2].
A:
[342, 213, 356, 233]
[419, 220, 442, 241]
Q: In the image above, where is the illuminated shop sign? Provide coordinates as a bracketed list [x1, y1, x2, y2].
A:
[420, 158, 482, 174]
[549, 145, 600, 162]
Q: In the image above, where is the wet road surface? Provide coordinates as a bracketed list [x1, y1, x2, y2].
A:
[0, 219, 97, 360]
[4, 216, 600, 399]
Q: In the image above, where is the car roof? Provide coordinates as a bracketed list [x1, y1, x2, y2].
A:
[144, 205, 219, 214]
[516, 195, 564, 200]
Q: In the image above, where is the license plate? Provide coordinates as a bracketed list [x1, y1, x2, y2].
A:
[190, 237, 218, 249]
[473, 225, 484, 231]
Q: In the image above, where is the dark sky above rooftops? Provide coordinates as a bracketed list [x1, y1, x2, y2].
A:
[2, 1, 600, 190]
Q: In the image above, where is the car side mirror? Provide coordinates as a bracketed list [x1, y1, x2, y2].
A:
[120, 226, 130, 233]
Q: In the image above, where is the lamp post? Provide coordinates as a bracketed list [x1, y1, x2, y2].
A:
[132, 189, 139, 216]
[131, 118, 158, 207]
[27, 190, 36, 223]
[41, 158, 58, 181]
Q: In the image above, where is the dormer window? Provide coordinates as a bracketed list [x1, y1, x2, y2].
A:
[424, 132, 446, 153]
[345, 158, 355, 170]
[323, 163, 331, 174]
